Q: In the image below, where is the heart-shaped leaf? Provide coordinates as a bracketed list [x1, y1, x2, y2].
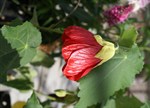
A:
[1, 21, 41, 66]
[0, 21, 41, 82]
[75, 45, 144, 108]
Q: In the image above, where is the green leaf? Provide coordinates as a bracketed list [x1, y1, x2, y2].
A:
[141, 102, 150, 108]
[30, 7, 39, 26]
[88, 104, 101, 108]
[3, 79, 33, 90]
[1, 21, 41, 66]
[0, 21, 41, 82]
[0, 32, 20, 82]
[103, 96, 143, 108]
[12, 0, 20, 4]
[17, 66, 37, 79]
[31, 50, 54, 67]
[24, 91, 43, 108]
[119, 25, 138, 48]
[116, 96, 143, 108]
[2, 66, 35, 90]
[55, 89, 67, 97]
[9, 18, 23, 26]
[75, 45, 144, 108]
[103, 99, 116, 108]
[41, 100, 52, 108]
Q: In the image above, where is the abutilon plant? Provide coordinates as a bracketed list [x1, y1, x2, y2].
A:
[62, 26, 115, 81]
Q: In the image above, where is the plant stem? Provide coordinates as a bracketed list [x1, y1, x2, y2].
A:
[140, 47, 150, 52]
[0, 0, 7, 16]
[50, 0, 81, 28]
[35, 90, 56, 101]
[37, 26, 63, 34]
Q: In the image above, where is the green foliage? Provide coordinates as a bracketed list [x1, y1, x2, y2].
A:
[59, 1, 95, 22]
[31, 50, 54, 68]
[30, 8, 39, 26]
[3, 79, 33, 90]
[41, 100, 52, 108]
[0, 0, 149, 107]
[2, 66, 35, 90]
[17, 66, 37, 80]
[115, 96, 143, 108]
[12, 0, 20, 5]
[0, 21, 41, 82]
[75, 45, 144, 108]
[49, 89, 78, 104]
[2, 66, 36, 91]
[119, 25, 138, 48]
[24, 91, 43, 108]
[1, 21, 41, 66]
[0, 32, 20, 82]
[103, 99, 116, 108]
[141, 101, 150, 108]
[103, 96, 143, 108]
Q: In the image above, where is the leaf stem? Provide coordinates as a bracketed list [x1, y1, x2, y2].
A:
[35, 90, 56, 101]
[37, 26, 63, 34]
[0, 0, 7, 16]
[140, 47, 150, 52]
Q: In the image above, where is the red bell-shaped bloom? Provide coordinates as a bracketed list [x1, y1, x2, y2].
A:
[62, 26, 115, 81]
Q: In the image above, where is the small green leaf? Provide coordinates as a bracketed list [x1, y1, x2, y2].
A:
[116, 96, 143, 108]
[3, 79, 33, 90]
[24, 91, 43, 108]
[43, 17, 53, 26]
[30, 7, 39, 26]
[17, 66, 37, 79]
[75, 45, 144, 108]
[103, 96, 143, 108]
[9, 18, 23, 26]
[31, 50, 54, 67]
[1, 21, 41, 66]
[141, 101, 150, 108]
[103, 99, 116, 108]
[41, 100, 51, 108]
[55, 89, 67, 97]
[119, 25, 138, 48]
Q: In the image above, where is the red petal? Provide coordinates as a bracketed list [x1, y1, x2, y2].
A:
[65, 67, 94, 81]
[62, 43, 90, 62]
[62, 26, 103, 81]
[62, 46, 101, 81]
[62, 26, 98, 46]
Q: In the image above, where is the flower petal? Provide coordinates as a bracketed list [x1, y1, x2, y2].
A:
[62, 44, 91, 62]
[65, 66, 94, 81]
[63, 46, 101, 81]
[62, 26, 99, 46]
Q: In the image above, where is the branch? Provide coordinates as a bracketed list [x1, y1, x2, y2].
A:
[50, 0, 81, 28]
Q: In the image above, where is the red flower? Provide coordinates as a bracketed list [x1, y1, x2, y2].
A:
[62, 26, 115, 81]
